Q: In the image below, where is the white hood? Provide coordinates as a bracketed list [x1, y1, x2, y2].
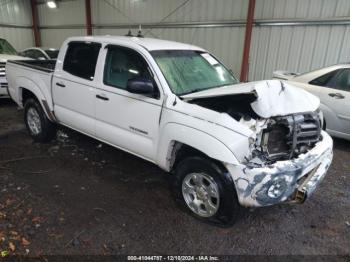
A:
[0, 54, 27, 63]
[181, 80, 320, 118]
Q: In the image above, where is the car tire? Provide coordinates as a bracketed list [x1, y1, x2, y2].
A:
[172, 156, 245, 227]
[24, 98, 56, 143]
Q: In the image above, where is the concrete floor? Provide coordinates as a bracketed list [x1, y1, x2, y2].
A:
[0, 98, 349, 256]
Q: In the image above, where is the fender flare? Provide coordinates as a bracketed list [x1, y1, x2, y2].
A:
[157, 122, 240, 171]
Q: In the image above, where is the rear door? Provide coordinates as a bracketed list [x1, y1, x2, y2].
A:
[52, 41, 101, 136]
[94, 45, 163, 161]
[325, 69, 350, 132]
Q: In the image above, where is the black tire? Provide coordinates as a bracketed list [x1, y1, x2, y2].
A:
[172, 156, 245, 227]
[24, 98, 56, 143]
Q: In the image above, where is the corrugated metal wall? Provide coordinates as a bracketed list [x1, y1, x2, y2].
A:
[2, 0, 350, 80]
[37, 0, 247, 76]
[0, 0, 33, 51]
[92, 0, 247, 23]
[249, 0, 350, 80]
[37, 0, 86, 47]
[254, 0, 350, 19]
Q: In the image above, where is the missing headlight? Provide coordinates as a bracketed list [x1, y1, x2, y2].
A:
[254, 112, 321, 163]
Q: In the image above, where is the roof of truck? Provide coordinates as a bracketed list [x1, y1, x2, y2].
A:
[65, 35, 205, 52]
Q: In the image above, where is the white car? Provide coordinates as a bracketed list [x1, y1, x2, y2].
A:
[6, 36, 333, 226]
[0, 38, 27, 97]
[274, 64, 350, 140]
[19, 47, 59, 60]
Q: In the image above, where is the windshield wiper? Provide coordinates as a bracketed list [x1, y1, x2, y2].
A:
[179, 83, 236, 96]
[179, 88, 205, 96]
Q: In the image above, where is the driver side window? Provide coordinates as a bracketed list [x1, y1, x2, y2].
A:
[103, 46, 153, 90]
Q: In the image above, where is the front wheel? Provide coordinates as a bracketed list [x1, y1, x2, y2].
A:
[24, 98, 56, 143]
[173, 156, 245, 226]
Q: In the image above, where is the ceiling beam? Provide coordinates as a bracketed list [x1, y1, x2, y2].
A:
[85, 0, 92, 35]
[240, 0, 256, 82]
[30, 0, 41, 47]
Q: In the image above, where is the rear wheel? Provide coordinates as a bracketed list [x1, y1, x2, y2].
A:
[24, 98, 56, 142]
[173, 156, 245, 226]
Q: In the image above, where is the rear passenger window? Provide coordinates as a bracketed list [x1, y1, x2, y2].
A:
[63, 42, 101, 81]
[103, 45, 153, 90]
[333, 69, 350, 91]
[309, 70, 339, 87]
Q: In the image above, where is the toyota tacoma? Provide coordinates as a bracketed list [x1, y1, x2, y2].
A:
[6, 36, 333, 226]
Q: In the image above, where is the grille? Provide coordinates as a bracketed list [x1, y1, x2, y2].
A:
[292, 113, 321, 155]
[0, 63, 5, 77]
[261, 112, 321, 161]
[295, 113, 321, 144]
[0, 82, 8, 88]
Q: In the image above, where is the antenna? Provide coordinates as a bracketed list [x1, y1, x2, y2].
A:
[125, 29, 133, 37]
[137, 25, 144, 38]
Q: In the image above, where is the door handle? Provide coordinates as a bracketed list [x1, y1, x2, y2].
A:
[96, 94, 109, 101]
[56, 82, 66, 88]
[328, 93, 345, 99]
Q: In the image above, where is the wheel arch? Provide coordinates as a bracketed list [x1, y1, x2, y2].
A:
[19, 86, 56, 123]
[157, 123, 240, 172]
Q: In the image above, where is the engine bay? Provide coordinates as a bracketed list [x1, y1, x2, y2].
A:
[189, 94, 322, 166]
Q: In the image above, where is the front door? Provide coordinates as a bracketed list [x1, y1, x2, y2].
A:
[95, 45, 163, 161]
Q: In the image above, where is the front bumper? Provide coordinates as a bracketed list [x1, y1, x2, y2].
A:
[225, 131, 333, 207]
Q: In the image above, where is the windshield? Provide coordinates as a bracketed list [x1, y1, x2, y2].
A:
[45, 49, 59, 59]
[152, 50, 238, 95]
[0, 39, 17, 55]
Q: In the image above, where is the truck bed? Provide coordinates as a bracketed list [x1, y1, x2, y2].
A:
[7, 59, 56, 73]
[6, 59, 55, 110]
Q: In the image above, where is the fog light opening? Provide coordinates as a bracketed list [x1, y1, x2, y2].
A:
[267, 180, 287, 199]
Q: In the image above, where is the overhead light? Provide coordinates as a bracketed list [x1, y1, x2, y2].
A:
[47, 1, 57, 9]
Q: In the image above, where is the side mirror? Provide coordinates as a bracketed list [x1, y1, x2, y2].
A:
[126, 78, 157, 98]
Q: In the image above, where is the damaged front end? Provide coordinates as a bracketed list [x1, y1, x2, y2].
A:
[184, 80, 333, 207]
[242, 110, 322, 167]
[225, 132, 332, 207]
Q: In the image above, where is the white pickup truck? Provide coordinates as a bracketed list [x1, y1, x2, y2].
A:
[6, 36, 333, 226]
